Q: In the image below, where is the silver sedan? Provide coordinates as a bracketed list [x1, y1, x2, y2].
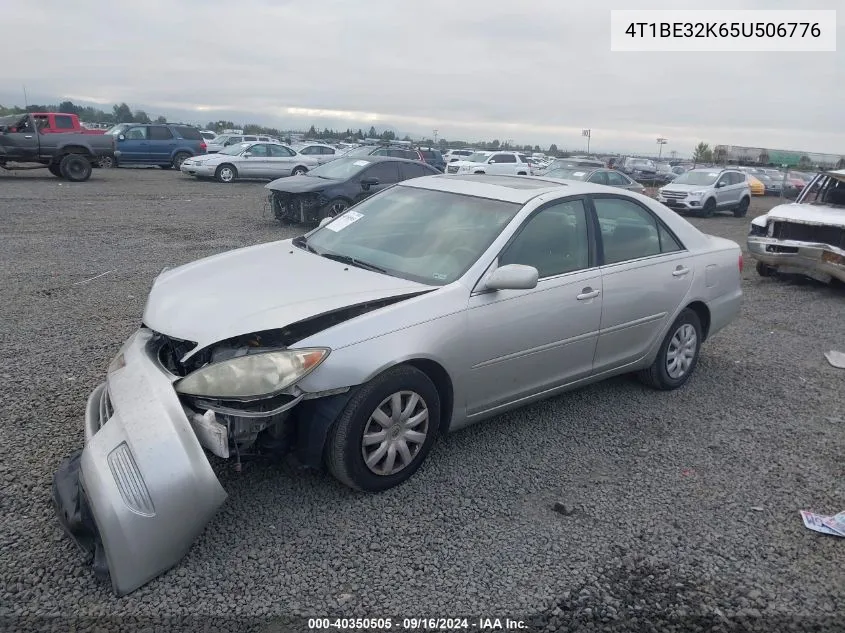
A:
[180, 142, 320, 183]
[53, 174, 742, 595]
[544, 167, 646, 193]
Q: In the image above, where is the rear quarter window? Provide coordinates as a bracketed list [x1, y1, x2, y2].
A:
[175, 126, 202, 140]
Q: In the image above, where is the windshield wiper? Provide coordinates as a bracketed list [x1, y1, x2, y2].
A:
[320, 252, 387, 274]
[291, 235, 318, 254]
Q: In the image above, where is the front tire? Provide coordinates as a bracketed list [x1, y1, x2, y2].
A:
[326, 365, 440, 492]
[700, 198, 716, 218]
[756, 261, 775, 277]
[215, 164, 238, 183]
[291, 166, 308, 176]
[733, 196, 750, 217]
[59, 154, 93, 182]
[324, 198, 349, 218]
[98, 156, 115, 169]
[638, 308, 702, 390]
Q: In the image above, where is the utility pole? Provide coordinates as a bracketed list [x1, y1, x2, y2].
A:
[656, 137, 668, 160]
[582, 129, 591, 154]
[23, 84, 28, 108]
[433, 129, 438, 144]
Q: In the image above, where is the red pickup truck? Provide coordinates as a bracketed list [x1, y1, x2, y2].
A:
[29, 112, 107, 135]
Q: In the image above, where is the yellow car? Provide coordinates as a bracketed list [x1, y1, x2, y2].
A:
[747, 175, 765, 196]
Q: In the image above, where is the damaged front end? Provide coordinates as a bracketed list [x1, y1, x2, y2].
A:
[52, 293, 423, 595]
[748, 214, 845, 283]
[269, 190, 327, 225]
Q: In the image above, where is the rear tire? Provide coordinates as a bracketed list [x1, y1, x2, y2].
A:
[291, 166, 308, 176]
[59, 154, 93, 182]
[733, 196, 750, 217]
[172, 152, 190, 169]
[637, 308, 702, 391]
[159, 164, 172, 170]
[215, 164, 238, 183]
[326, 365, 440, 492]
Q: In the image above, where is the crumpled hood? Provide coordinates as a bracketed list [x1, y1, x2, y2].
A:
[143, 240, 431, 357]
[265, 175, 333, 193]
[765, 203, 845, 227]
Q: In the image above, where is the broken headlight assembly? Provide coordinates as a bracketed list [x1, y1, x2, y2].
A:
[174, 348, 330, 400]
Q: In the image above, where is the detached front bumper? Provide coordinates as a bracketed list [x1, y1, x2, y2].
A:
[747, 236, 845, 283]
[52, 329, 226, 596]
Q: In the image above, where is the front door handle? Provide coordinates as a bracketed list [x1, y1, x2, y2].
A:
[24, 135, 33, 139]
[576, 288, 601, 300]
[672, 266, 690, 277]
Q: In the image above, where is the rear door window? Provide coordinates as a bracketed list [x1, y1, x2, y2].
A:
[149, 126, 174, 140]
[175, 126, 202, 140]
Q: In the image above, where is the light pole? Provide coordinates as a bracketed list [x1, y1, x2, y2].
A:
[582, 129, 591, 154]
[433, 129, 438, 144]
[656, 137, 668, 160]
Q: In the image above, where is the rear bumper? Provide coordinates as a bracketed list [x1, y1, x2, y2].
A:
[52, 329, 226, 596]
[747, 236, 845, 283]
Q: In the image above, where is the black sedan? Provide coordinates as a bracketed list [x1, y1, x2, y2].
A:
[543, 167, 645, 193]
[266, 156, 440, 225]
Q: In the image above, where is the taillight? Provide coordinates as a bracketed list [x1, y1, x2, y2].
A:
[738, 254, 744, 273]
[199, 141, 207, 151]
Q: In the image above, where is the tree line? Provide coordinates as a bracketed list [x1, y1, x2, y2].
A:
[0, 100, 573, 154]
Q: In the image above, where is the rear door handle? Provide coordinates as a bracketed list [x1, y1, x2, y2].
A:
[576, 288, 600, 300]
[672, 266, 690, 277]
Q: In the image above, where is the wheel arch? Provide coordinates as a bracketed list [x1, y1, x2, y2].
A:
[55, 145, 92, 161]
[684, 300, 711, 341]
[295, 357, 455, 469]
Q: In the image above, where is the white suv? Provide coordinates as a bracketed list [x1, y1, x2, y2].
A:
[445, 151, 533, 176]
[657, 168, 751, 217]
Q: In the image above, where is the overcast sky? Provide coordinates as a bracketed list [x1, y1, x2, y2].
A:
[1, 0, 842, 156]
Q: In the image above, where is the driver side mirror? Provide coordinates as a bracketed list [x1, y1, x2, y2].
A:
[118, 134, 126, 141]
[715, 181, 726, 188]
[243, 152, 252, 158]
[360, 176, 379, 188]
[484, 264, 538, 291]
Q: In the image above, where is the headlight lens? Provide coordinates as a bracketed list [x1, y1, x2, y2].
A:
[175, 348, 329, 399]
[687, 191, 704, 197]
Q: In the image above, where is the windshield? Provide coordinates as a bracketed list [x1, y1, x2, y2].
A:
[303, 186, 520, 285]
[345, 146, 376, 157]
[630, 159, 653, 168]
[210, 136, 228, 144]
[798, 174, 845, 205]
[306, 157, 373, 179]
[544, 168, 589, 181]
[671, 171, 720, 186]
[218, 143, 251, 156]
[105, 123, 130, 135]
[465, 153, 491, 163]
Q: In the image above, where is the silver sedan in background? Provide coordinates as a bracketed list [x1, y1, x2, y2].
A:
[544, 167, 646, 193]
[53, 174, 742, 596]
[180, 142, 320, 183]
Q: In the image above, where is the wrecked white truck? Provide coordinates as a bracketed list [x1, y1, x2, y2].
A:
[748, 169, 845, 283]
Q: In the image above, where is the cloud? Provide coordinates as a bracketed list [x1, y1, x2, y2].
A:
[1, 0, 842, 156]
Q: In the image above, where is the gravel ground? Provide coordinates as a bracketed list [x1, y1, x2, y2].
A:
[1, 168, 844, 632]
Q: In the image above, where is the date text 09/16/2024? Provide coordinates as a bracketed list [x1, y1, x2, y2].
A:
[307, 617, 528, 630]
